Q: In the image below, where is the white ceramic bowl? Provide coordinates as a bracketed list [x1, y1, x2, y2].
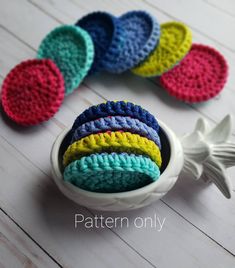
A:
[51, 114, 234, 210]
[50, 120, 184, 211]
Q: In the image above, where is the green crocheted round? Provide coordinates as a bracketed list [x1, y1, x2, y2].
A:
[63, 153, 160, 193]
[37, 25, 94, 95]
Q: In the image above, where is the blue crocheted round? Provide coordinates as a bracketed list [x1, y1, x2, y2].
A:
[71, 115, 161, 149]
[71, 101, 159, 132]
[37, 25, 94, 95]
[63, 153, 160, 193]
[103, 11, 160, 73]
[76, 11, 125, 74]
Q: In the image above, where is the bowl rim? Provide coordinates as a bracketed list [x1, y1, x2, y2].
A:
[50, 120, 181, 199]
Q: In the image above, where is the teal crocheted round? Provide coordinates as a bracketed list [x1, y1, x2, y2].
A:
[37, 25, 94, 95]
[63, 153, 160, 193]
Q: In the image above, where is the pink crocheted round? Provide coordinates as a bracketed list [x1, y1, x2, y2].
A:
[1, 59, 65, 126]
[160, 44, 228, 103]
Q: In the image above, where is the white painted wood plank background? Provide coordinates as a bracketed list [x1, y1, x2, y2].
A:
[0, 209, 58, 268]
[0, 0, 235, 267]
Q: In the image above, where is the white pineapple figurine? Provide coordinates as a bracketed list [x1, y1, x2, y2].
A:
[180, 115, 235, 198]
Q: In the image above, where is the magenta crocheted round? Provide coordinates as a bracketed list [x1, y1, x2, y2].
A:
[1, 59, 65, 126]
[160, 44, 228, 103]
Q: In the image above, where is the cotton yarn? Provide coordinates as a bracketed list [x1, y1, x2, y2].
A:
[63, 153, 160, 192]
[102, 10, 161, 73]
[70, 115, 161, 149]
[72, 100, 160, 132]
[0, 10, 229, 127]
[132, 21, 192, 76]
[160, 44, 228, 102]
[1, 59, 64, 126]
[76, 11, 125, 74]
[63, 131, 162, 167]
[63, 101, 162, 193]
[37, 25, 94, 95]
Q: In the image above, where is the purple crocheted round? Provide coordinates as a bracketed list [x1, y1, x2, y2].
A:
[70, 116, 161, 149]
[76, 11, 125, 74]
[103, 10, 160, 73]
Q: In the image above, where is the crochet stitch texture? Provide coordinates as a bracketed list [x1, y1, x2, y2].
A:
[63, 153, 160, 192]
[72, 101, 159, 132]
[71, 115, 161, 148]
[103, 10, 161, 73]
[63, 131, 162, 168]
[76, 11, 125, 74]
[160, 44, 228, 102]
[132, 21, 192, 76]
[1, 59, 64, 126]
[37, 25, 94, 95]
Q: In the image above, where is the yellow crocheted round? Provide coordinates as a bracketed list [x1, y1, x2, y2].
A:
[63, 131, 162, 168]
[131, 21, 192, 77]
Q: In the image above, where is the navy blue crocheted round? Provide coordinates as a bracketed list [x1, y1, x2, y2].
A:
[103, 11, 161, 73]
[76, 11, 125, 74]
[71, 101, 159, 133]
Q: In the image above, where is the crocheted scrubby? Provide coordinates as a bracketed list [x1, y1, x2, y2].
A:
[76, 11, 124, 74]
[71, 101, 159, 132]
[103, 10, 161, 73]
[160, 44, 228, 103]
[1, 59, 64, 126]
[63, 153, 160, 193]
[63, 131, 162, 168]
[132, 21, 192, 77]
[71, 115, 161, 149]
[37, 25, 94, 95]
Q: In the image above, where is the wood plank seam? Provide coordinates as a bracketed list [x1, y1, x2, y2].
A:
[0, 133, 159, 268]
[142, 0, 235, 53]
[202, 0, 235, 18]
[1, 109, 235, 260]
[0, 24, 36, 52]
[0, 1, 235, 262]
[28, 0, 67, 24]
[0, 207, 62, 268]
[161, 200, 235, 257]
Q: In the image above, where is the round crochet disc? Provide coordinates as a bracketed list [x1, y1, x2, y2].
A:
[160, 44, 228, 103]
[37, 25, 94, 95]
[71, 101, 160, 132]
[63, 131, 162, 168]
[71, 116, 161, 149]
[1, 59, 64, 126]
[76, 12, 124, 74]
[132, 21, 192, 77]
[63, 153, 160, 193]
[103, 11, 160, 73]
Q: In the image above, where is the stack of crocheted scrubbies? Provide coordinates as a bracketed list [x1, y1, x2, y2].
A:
[62, 101, 162, 193]
[0, 10, 229, 126]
